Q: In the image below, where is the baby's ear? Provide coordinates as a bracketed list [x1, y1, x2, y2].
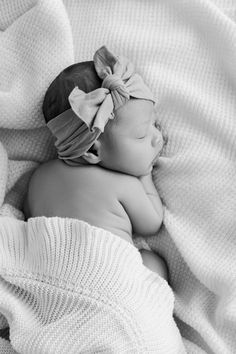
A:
[82, 141, 101, 164]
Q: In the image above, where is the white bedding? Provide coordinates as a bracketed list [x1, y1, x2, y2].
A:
[0, 0, 236, 352]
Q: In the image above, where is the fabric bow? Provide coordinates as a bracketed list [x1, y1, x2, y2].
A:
[47, 46, 155, 164]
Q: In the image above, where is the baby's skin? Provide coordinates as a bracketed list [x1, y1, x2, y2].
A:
[25, 99, 168, 279]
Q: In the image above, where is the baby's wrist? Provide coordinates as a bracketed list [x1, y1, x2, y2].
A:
[140, 173, 158, 195]
[139, 173, 153, 186]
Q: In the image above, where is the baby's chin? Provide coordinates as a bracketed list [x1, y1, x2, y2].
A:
[146, 164, 155, 176]
[128, 164, 154, 177]
[101, 161, 153, 178]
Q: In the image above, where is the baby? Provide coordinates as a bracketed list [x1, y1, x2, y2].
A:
[24, 46, 168, 279]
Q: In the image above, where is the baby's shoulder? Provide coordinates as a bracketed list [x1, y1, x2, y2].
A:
[74, 165, 141, 199]
[28, 159, 140, 197]
[94, 168, 144, 201]
[82, 165, 138, 191]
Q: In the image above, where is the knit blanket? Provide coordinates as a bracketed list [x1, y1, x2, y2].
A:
[0, 217, 185, 353]
[0, 0, 236, 353]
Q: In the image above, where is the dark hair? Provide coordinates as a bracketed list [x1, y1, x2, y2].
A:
[43, 61, 102, 123]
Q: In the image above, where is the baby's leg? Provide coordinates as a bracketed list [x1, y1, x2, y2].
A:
[139, 249, 168, 281]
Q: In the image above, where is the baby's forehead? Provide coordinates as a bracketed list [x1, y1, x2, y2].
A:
[115, 99, 155, 127]
[104, 99, 155, 140]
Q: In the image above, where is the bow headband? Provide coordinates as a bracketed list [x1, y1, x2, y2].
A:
[46, 46, 155, 165]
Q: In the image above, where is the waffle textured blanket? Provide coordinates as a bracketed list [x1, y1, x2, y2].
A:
[0, 0, 236, 353]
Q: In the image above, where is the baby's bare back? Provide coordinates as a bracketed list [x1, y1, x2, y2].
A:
[26, 159, 168, 279]
[26, 159, 133, 244]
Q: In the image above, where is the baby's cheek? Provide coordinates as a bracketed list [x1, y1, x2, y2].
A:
[139, 146, 151, 163]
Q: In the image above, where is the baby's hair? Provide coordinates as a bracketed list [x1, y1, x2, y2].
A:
[43, 61, 102, 123]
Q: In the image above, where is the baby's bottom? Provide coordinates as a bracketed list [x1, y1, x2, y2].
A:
[139, 249, 168, 281]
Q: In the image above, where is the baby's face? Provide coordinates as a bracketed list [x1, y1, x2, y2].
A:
[98, 99, 164, 177]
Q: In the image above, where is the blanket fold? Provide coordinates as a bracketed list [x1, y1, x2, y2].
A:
[0, 216, 185, 353]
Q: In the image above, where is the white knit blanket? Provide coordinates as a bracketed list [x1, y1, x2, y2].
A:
[0, 0, 236, 353]
[0, 217, 185, 353]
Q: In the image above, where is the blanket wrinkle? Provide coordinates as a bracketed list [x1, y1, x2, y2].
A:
[0, 0, 236, 353]
[0, 0, 37, 31]
[0, 0, 74, 130]
[0, 142, 8, 208]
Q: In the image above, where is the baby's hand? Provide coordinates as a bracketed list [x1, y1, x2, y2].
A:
[139, 172, 163, 222]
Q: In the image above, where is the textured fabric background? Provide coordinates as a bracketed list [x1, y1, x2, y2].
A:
[0, 0, 236, 352]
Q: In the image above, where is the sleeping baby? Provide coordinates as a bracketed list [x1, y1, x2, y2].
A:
[24, 46, 168, 279]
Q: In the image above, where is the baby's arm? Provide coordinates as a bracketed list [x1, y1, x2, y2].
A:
[139, 172, 163, 220]
[119, 173, 163, 236]
[119, 173, 166, 277]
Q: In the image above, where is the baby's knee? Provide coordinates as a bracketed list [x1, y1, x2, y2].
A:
[140, 249, 168, 280]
